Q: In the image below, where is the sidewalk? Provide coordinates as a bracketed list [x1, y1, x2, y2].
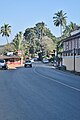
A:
[7, 63, 23, 69]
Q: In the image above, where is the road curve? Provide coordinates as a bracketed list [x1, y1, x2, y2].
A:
[0, 62, 80, 120]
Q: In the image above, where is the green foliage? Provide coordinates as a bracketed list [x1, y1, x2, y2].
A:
[25, 49, 28, 55]
[57, 22, 80, 53]
[63, 22, 80, 38]
[12, 32, 24, 52]
[53, 10, 67, 36]
[0, 23, 11, 44]
[24, 28, 36, 44]
[24, 22, 56, 56]
[0, 44, 15, 55]
[45, 28, 56, 42]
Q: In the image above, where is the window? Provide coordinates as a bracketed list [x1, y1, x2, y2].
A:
[66, 41, 69, 50]
[63, 42, 66, 51]
[69, 41, 71, 50]
[72, 40, 74, 49]
[75, 39, 78, 49]
[79, 38, 80, 48]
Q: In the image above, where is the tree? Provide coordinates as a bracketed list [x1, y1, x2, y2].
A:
[35, 22, 46, 56]
[24, 22, 56, 57]
[53, 10, 67, 36]
[0, 23, 11, 44]
[24, 28, 36, 45]
[45, 28, 56, 42]
[12, 32, 24, 52]
[63, 22, 80, 38]
[35, 22, 46, 43]
[24, 28, 36, 55]
[12, 32, 25, 64]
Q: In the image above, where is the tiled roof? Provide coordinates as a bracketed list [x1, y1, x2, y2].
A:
[63, 31, 80, 42]
[0, 55, 20, 59]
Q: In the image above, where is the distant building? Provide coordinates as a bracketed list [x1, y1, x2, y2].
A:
[62, 29, 80, 72]
[0, 55, 21, 64]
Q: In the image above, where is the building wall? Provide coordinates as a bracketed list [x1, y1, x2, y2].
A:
[63, 56, 80, 72]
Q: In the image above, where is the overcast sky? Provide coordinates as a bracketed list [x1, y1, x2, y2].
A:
[0, 0, 80, 45]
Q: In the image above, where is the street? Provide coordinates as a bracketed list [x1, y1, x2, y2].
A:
[0, 62, 80, 120]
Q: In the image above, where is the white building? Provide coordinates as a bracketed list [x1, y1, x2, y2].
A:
[62, 29, 80, 72]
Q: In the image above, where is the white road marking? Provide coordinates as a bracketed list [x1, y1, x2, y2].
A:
[33, 66, 80, 92]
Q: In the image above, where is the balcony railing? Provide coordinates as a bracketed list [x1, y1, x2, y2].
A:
[62, 48, 80, 56]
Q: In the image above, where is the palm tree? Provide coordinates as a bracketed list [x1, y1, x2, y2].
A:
[12, 32, 23, 51]
[12, 32, 25, 64]
[53, 10, 67, 36]
[63, 22, 80, 37]
[0, 23, 11, 44]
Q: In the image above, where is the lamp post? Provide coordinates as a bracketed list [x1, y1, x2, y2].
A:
[73, 48, 75, 72]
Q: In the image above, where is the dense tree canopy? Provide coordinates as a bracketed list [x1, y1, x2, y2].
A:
[0, 10, 80, 58]
[63, 22, 80, 38]
[23, 22, 56, 56]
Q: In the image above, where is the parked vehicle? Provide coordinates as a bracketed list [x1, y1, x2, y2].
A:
[53, 61, 58, 67]
[0, 59, 8, 70]
[24, 60, 32, 68]
[30, 58, 34, 63]
[42, 58, 49, 63]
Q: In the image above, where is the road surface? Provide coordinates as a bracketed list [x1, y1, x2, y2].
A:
[0, 62, 80, 120]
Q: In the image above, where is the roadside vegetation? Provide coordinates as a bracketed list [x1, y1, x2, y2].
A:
[0, 10, 80, 61]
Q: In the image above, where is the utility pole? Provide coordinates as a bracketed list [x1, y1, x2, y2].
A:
[74, 48, 75, 72]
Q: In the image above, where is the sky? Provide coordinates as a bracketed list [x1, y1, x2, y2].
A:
[0, 0, 80, 45]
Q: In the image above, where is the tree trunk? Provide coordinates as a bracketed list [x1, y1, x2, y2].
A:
[60, 25, 62, 36]
[6, 36, 9, 44]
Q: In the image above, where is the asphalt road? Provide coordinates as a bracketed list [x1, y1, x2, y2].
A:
[0, 62, 80, 120]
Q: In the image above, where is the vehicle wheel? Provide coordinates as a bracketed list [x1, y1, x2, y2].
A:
[24, 65, 26, 67]
[3, 67, 6, 70]
[30, 65, 32, 67]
